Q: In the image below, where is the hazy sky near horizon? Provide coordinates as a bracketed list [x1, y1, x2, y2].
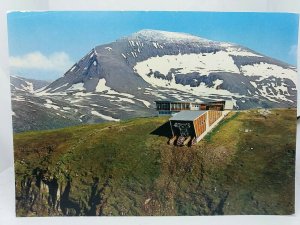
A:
[7, 11, 299, 80]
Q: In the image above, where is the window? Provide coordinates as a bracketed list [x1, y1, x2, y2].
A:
[159, 103, 170, 110]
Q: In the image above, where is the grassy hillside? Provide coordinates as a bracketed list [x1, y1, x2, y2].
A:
[14, 108, 296, 216]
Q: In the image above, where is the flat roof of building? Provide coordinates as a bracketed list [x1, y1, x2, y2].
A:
[155, 100, 232, 104]
[169, 110, 207, 121]
[155, 100, 195, 103]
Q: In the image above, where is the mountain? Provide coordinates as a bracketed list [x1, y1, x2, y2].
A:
[10, 76, 83, 132]
[14, 109, 296, 216]
[10, 75, 51, 92]
[44, 29, 297, 107]
[11, 30, 297, 132]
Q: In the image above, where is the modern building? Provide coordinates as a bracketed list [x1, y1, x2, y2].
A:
[169, 110, 227, 146]
[155, 100, 233, 115]
[207, 100, 234, 111]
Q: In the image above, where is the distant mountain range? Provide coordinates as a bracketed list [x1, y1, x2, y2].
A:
[10, 76, 50, 92]
[11, 29, 297, 132]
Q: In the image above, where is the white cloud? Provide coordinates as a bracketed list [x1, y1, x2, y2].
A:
[9, 51, 74, 72]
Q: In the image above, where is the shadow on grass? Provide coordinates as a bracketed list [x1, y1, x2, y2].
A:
[150, 121, 172, 138]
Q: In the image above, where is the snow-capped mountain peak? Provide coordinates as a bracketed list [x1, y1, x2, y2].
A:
[11, 30, 297, 132]
[126, 29, 210, 43]
[40, 30, 297, 110]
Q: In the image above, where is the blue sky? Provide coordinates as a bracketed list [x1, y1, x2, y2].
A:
[7, 11, 299, 80]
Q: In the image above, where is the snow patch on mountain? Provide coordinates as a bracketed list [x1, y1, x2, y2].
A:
[226, 47, 263, 57]
[134, 51, 240, 76]
[68, 83, 85, 91]
[241, 62, 297, 83]
[36, 89, 68, 96]
[21, 81, 34, 92]
[44, 99, 60, 110]
[70, 65, 77, 72]
[134, 52, 241, 97]
[91, 110, 120, 121]
[131, 29, 210, 43]
[95, 78, 135, 98]
[96, 78, 111, 92]
[73, 92, 95, 97]
[213, 79, 223, 88]
[250, 81, 257, 88]
[12, 96, 26, 101]
[114, 97, 135, 104]
[51, 83, 69, 92]
[136, 99, 151, 108]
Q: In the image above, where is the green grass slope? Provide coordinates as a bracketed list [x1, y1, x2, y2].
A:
[14, 109, 296, 216]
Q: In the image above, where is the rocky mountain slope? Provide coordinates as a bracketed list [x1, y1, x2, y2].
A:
[11, 30, 297, 132]
[11, 76, 83, 132]
[10, 75, 50, 92]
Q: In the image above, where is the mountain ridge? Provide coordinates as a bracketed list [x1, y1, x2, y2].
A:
[11, 30, 297, 132]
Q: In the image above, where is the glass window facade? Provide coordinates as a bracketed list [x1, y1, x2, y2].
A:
[156, 102, 170, 110]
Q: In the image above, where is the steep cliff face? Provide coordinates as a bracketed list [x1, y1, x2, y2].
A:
[14, 109, 296, 216]
[16, 168, 62, 216]
[16, 167, 113, 216]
